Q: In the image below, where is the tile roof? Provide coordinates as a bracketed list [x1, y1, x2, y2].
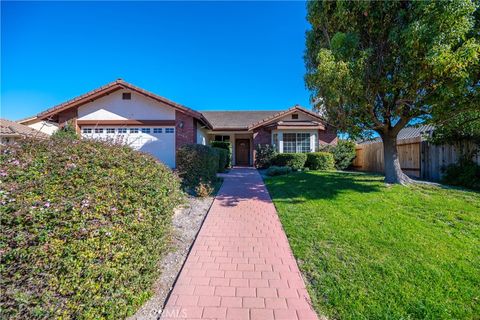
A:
[0, 118, 49, 138]
[358, 124, 435, 145]
[201, 111, 281, 129]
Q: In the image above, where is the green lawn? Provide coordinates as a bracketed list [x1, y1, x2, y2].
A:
[265, 171, 480, 320]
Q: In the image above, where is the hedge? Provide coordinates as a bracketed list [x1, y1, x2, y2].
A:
[0, 137, 183, 319]
[306, 152, 335, 170]
[213, 147, 228, 173]
[210, 141, 231, 167]
[266, 166, 292, 176]
[176, 144, 219, 188]
[319, 140, 356, 170]
[272, 153, 307, 170]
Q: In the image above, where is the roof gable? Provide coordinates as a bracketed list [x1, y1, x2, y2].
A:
[37, 79, 212, 128]
[1, 118, 49, 138]
[248, 106, 327, 130]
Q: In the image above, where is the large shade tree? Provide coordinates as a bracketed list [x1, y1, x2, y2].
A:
[305, 1, 480, 184]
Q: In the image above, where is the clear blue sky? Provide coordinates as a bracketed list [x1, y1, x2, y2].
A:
[1, 1, 311, 121]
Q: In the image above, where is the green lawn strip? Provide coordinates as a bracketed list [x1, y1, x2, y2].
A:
[265, 171, 480, 320]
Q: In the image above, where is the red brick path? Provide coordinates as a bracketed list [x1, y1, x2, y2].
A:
[161, 168, 318, 320]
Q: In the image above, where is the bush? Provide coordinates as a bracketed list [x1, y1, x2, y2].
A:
[254, 144, 277, 169]
[442, 159, 480, 190]
[210, 141, 231, 167]
[51, 121, 78, 140]
[306, 152, 335, 170]
[320, 140, 356, 170]
[266, 166, 292, 176]
[272, 153, 307, 170]
[176, 144, 219, 188]
[213, 147, 228, 172]
[0, 137, 183, 319]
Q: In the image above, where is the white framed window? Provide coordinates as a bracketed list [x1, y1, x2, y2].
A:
[106, 128, 115, 134]
[130, 128, 139, 134]
[272, 133, 279, 152]
[214, 135, 230, 142]
[118, 128, 127, 134]
[141, 128, 151, 134]
[83, 128, 92, 134]
[165, 128, 174, 134]
[94, 128, 103, 134]
[153, 128, 162, 134]
[282, 133, 311, 153]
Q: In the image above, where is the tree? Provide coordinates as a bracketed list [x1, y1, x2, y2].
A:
[305, 1, 480, 184]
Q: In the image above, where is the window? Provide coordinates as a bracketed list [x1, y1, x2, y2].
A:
[94, 128, 104, 134]
[165, 128, 174, 134]
[83, 128, 92, 134]
[291, 114, 299, 120]
[118, 128, 127, 134]
[272, 133, 279, 152]
[153, 128, 162, 134]
[282, 132, 311, 153]
[122, 92, 131, 100]
[214, 135, 230, 142]
[106, 128, 115, 134]
[130, 128, 139, 133]
[141, 128, 151, 134]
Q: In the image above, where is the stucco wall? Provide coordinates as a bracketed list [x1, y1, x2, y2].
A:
[78, 90, 175, 121]
[27, 120, 59, 135]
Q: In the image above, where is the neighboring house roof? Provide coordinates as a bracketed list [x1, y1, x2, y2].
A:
[37, 79, 212, 128]
[0, 118, 49, 138]
[202, 106, 328, 131]
[358, 124, 435, 145]
[17, 116, 38, 125]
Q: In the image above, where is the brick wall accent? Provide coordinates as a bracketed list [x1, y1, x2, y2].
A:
[58, 108, 80, 133]
[318, 124, 337, 145]
[175, 110, 196, 150]
[252, 127, 271, 164]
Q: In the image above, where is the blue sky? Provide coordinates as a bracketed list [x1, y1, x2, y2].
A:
[1, 1, 310, 121]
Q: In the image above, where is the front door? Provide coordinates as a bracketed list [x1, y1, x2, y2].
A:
[235, 139, 250, 166]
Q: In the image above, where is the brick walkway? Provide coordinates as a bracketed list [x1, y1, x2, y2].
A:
[161, 168, 318, 320]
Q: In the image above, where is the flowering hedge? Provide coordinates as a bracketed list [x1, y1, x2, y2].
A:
[0, 137, 183, 319]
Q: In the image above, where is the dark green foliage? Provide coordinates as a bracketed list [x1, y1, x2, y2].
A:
[321, 140, 356, 170]
[210, 141, 231, 167]
[442, 159, 480, 191]
[176, 144, 219, 188]
[266, 166, 292, 176]
[254, 144, 277, 169]
[51, 122, 78, 140]
[0, 137, 183, 319]
[213, 147, 228, 173]
[306, 152, 335, 170]
[272, 153, 307, 170]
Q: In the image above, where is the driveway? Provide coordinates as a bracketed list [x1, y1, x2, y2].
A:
[161, 168, 318, 320]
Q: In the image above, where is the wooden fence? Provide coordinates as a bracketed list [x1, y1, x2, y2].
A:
[353, 138, 480, 181]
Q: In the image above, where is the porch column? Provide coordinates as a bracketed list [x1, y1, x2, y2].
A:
[278, 132, 283, 153]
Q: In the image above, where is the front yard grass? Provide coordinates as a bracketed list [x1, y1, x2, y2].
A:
[265, 171, 480, 319]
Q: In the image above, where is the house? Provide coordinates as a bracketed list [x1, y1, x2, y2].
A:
[1, 118, 49, 144]
[33, 79, 337, 167]
[17, 116, 59, 135]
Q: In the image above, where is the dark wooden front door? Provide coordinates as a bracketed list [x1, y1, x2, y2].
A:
[235, 139, 250, 166]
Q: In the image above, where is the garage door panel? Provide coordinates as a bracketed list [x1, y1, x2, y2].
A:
[81, 126, 175, 168]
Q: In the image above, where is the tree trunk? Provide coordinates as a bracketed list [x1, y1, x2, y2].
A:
[382, 133, 412, 185]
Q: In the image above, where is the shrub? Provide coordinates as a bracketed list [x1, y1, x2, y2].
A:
[272, 153, 307, 170]
[195, 181, 214, 197]
[176, 144, 219, 188]
[266, 166, 292, 176]
[210, 141, 231, 167]
[320, 140, 356, 170]
[51, 121, 78, 140]
[306, 152, 335, 170]
[213, 147, 228, 172]
[442, 159, 480, 190]
[254, 144, 277, 169]
[0, 137, 183, 319]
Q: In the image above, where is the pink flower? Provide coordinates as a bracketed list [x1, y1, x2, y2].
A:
[44, 202, 50, 208]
